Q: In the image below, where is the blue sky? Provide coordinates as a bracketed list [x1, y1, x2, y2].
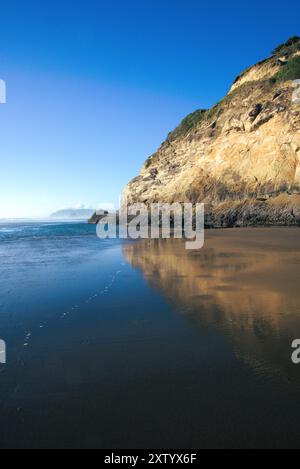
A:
[0, 0, 299, 218]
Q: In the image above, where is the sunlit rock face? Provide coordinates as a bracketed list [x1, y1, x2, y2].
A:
[123, 229, 300, 383]
[123, 39, 300, 227]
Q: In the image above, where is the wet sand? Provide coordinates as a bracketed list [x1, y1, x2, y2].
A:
[0, 224, 300, 448]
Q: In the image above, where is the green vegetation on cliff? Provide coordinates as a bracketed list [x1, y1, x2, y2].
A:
[168, 109, 207, 141]
[272, 36, 300, 56]
[275, 55, 300, 82]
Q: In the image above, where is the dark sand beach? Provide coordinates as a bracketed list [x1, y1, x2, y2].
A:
[0, 223, 300, 448]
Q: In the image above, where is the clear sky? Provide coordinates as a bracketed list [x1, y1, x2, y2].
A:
[0, 0, 299, 218]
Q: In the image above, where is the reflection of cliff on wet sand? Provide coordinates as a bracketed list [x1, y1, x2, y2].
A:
[123, 228, 300, 383]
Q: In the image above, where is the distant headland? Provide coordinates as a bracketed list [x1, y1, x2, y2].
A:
[50, 208, 95, 220]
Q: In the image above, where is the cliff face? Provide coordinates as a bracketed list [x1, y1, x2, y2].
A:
[123, 38, 300, 227]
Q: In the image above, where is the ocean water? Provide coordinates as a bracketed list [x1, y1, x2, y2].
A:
[0, 222, 300, 448]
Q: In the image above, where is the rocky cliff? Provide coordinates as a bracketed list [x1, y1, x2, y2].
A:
[123, 37, 300, 227]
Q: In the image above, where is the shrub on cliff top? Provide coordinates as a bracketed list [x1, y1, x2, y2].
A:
[272, 36, 300, 56]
